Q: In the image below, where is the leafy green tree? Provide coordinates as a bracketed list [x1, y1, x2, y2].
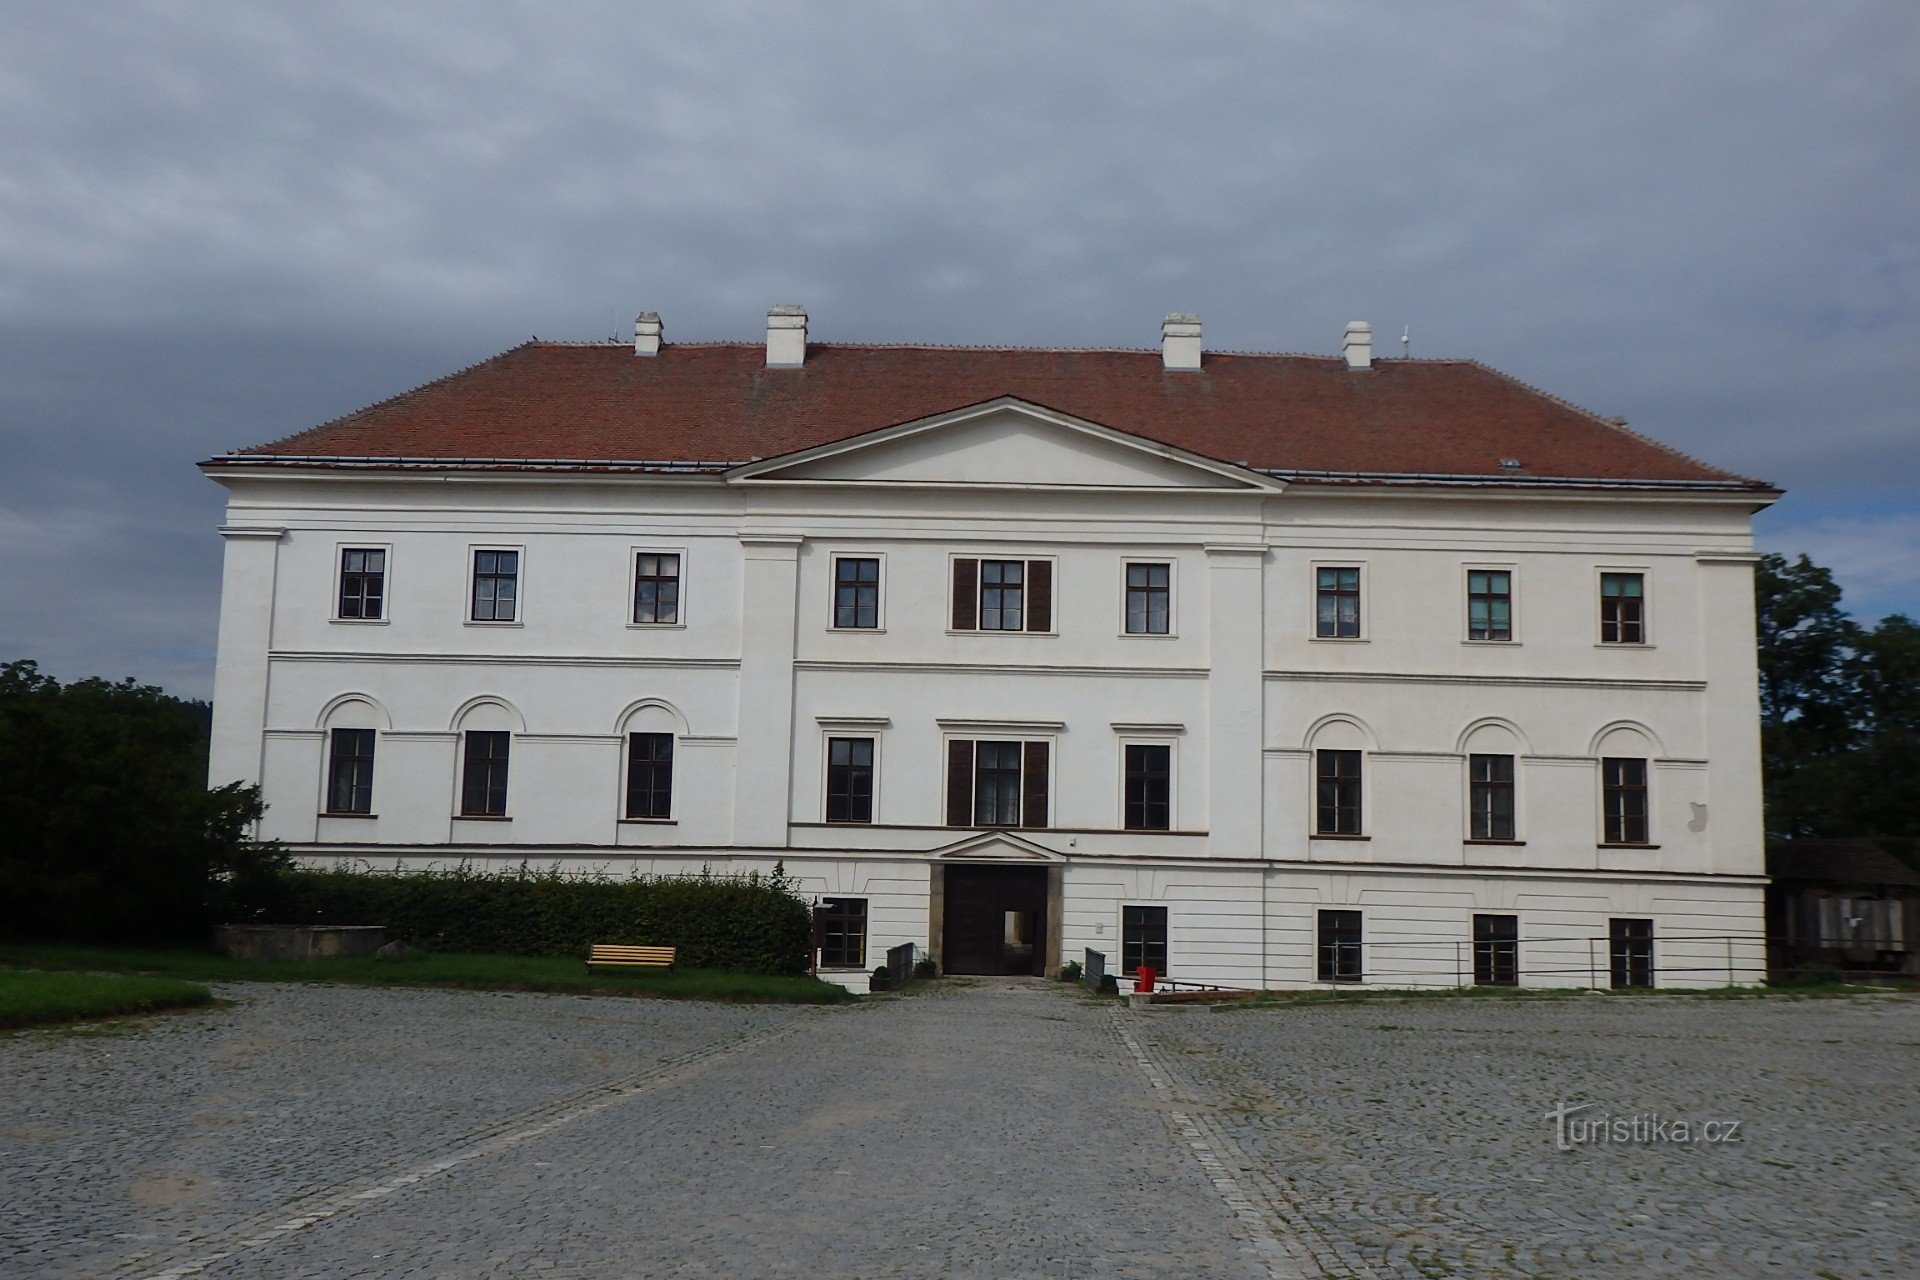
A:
[0, 660, 283, 944]
[1755, 553, 1862, 836]
[1847, 615, 1920, 837]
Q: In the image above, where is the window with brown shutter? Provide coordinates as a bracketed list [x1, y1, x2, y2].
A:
[1027, 559, 1052, 633]
[1021, 740, 1049, 828]
[951, 558, 979, 630]
[946, 738, 974, 825]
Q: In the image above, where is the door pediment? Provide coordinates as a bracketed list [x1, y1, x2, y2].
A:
[930, 830, 1067, 863]
[727, 399, 1281, 492]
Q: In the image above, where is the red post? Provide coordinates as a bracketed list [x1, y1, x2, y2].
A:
[1137, 965, 1156, 993]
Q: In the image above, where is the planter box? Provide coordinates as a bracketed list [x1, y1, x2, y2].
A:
[216, 924, 389, 962]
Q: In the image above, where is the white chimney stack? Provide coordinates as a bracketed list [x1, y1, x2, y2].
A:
[1161, 313, 1202, 371]
[633, 311, 662, 357]
[766, 304, 808, 368]
[1343, 320, 1373, 370]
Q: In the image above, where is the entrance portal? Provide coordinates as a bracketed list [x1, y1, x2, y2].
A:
[941, 865, 1050, 976]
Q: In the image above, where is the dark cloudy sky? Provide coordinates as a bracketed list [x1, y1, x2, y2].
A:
[1, 2, 1915, 699]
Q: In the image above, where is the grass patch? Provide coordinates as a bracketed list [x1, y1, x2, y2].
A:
[0, 944, 854, 1005]
[0, 968, 214, 1030]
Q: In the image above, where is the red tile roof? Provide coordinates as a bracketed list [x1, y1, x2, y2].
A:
[214, 340, 1769, 489]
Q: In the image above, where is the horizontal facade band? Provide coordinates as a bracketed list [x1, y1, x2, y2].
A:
[269, 650, 741, 669]
[284, 843, 1767, 885]
[1265, 669, 1707, 692]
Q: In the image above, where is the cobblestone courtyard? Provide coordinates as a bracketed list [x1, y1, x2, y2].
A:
[3, 982, 1915, 1279]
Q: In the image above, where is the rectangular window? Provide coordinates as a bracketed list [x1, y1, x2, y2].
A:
[1315, 749, 1362, 835]
[1609, 917, 1654, 989]
[1125, 562, 1171, 635]
[1315, 566, 1361, 638]
[1123, 743, 1172, 831]
[1602, 757, 1649, 844]
[1466, 569, 1512, 641]
[632, 553, 681, 625]
[471, 550, 520, 622]
[1121, 905, 1169, 979]
[1473, 913, 1519, 986]
[945, 738, 1049, 829]
[833, 557, 881, 629]
[1469, 753, 1516, 841]
[817, 897, 868, 968]
[337, 548, 386, 620]
[1317, 909, 1362, 982]
[1600, 572, 1645, 644]
[825, 736, 874, 823]
[980, 559, 1025, 631]
[326, 727, 375, 814]
[460, 730, 510, 816]
[625, 732, 674, 820]
[951, 558, 1052, 632]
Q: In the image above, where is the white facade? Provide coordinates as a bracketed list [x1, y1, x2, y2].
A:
[205, 341, 1774, 990]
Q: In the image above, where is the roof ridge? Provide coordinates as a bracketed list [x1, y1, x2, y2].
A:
[536, 337, 1374, 359]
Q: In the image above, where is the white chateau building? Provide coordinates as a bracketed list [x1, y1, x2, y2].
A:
[204, 308, 1778, 990]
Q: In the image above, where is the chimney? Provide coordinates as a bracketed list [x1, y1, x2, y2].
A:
[633, 311, 662, 357]
[766, 304, 807, 368]
[1161, 313, 1202, 371]
[1343, 320, 1372, 370]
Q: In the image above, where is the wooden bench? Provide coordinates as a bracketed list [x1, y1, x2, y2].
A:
[586, 944, 677, 972]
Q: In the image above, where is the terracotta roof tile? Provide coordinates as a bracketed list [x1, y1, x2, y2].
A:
[218, 341, 1768, 488]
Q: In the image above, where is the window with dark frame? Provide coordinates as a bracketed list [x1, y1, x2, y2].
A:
[979, 559, 1025, 631]
[1315, 749, 1362, 835]
[1469, 753, 1517, 840]
[1609, 917, 1654, 988]
[817, 897, 867, 968]
[632, 553, 681, 625]
[337, 548, 386, 620]
[1121, 905, 1169, 978]
[460, 730, 510, 816]
[825, 736, 874, 823]
[1124, 743, 1172, 831]
[1600, 572, 1645, 644]
[625, 732, 674, 820]
[1317, 909, 1362, 982]
[326, 727, 375, 814]
[1125, 562, 1171, 635]
[1473, 913, 1519, 986]
[833, 557, 881, 629]
[1602, 757, 1650, 844]
[945, 738, 1049, 829]
[1467, 569, 1512, 641]
[470, 550, 519, 622]
[950, 558, 1052, 632]
[1315, 566, 1361, 638]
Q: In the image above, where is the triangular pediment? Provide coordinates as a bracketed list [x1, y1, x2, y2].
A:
[727, 398, 1281, 492]
[930, 830, 1067, 864]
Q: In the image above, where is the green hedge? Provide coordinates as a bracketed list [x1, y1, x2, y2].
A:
[238, 863, 814, 974]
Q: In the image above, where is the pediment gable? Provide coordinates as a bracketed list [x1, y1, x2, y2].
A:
[728, 399, 1280, 492]
[930, 830, 1067, 863]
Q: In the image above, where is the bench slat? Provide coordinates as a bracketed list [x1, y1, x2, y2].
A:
[586, 943, 677, 969]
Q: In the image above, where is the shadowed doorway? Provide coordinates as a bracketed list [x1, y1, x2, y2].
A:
[941, 865, 1049, 976]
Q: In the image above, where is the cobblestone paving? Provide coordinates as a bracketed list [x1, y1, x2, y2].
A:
[0, 984, 807, 1279]
[3, 980, 1266, 1280]
[1135, 994, 1920, 1279]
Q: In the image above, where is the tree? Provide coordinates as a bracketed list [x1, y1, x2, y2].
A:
[1847, 615, 1920, 837]
[1754, 553, 1862, 836]
[0, 660, 284, 944]
[1754, 553, 1920, 838]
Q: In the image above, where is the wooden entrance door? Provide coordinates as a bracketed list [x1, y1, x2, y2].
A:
[942, 865, 1049, 976]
